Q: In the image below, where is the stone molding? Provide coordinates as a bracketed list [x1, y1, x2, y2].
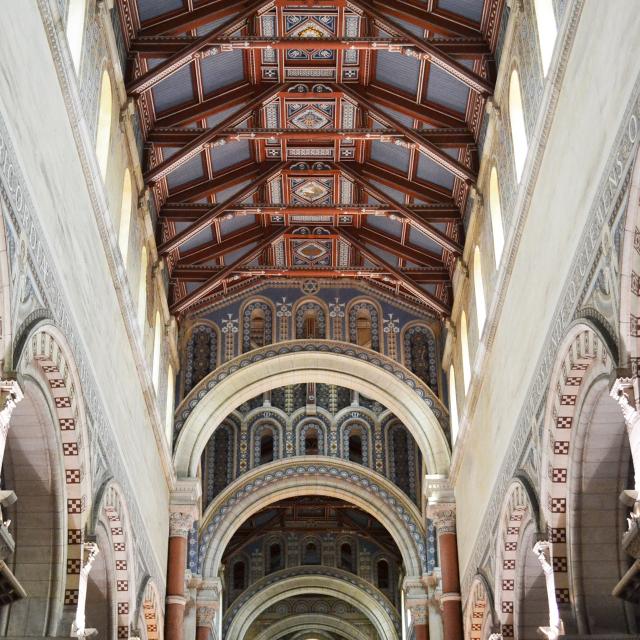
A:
[166, 594, 187, 606]
[461, 13, 640, 600]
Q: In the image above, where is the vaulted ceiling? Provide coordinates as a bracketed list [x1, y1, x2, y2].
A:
[117, 0, 505, 317]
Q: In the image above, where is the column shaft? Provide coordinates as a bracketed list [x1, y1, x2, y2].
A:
[439, 531, 463, 640]
[165, 514, 192, 640]
[414, 622, 429, 640]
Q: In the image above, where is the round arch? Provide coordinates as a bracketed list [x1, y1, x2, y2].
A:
[253, 614, 371, 640]
[174, 341, 450, 477]
[223, 568, 400, 640]
[465, 574, 496, 640]
[198, 457, 426, 579]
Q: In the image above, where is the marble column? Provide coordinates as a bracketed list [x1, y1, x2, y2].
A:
[195, 578, 222, 640]
[404, 576, 430, 640]
[426, 476, 462, 640]
[166, 512, 194, 640]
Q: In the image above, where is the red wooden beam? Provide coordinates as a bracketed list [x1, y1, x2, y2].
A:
[159, 162, 286, 255]
[171, 226, 290, 314]
[165, 161, 260, 204]
[340, 163, 462, 255]
[338, 83, 476, 183]
[127, 0, 273, 96]
[347, 0, 492, 95]
[144, 83, 284, 184]
[338, 227, 450, 315]
[155, 82, 258, 128]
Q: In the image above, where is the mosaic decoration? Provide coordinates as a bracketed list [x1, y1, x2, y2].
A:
[296, 419, 328, 455]
[287, 49, 336, 61]
[292, 239, 332, 266]
[184, 325, 217, 394]
[285, 14, 337, 37]
[338, 414, 371, 465]
[287, 147, 334, 158]
[383, 314, 400, 360]
[287, 102, 334, 129]
[403, 325, 438, 393]
[388, 421, 417, 503]
[242, 300, 274, 352]
[348, 301, 380, 351]
[290, 177, 332, 205]
[295, 300, 327, 338]
[276, 297, 292, 340]
[328, 298, 346, 340]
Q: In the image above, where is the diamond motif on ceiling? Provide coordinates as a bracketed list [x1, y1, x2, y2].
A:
[291, 178, 332, 204]
[290, 107, 331, 130]
[292, 240, 332, 266]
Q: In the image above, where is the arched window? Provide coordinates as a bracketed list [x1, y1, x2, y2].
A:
[534, 0, 557, 76]
[152, 311, 162, 391]
[303, 541, 321, 565]
[489, 167, 505, 266]
[356, 309, 372, 348]
[66, 0, 86, 71]
[232, 560, 246, 590]
[249, 308, 266, 349]
[509, 69, 528, 182]
[267, 543, 283, 574]
[303, 311, 318, 339]
[348, 431, 363, 465]
[260, 430, 274, 465]
[473, 246, 486, 333]
[460, 311, 471, 393]
[449, 365, 460, 443]
[137, 246, 147, 332]
[165, 365, 174, 444]
[377, 559, 390, 589]
[118, 169, 132, 266]
[340, 543, 355, 573]
[96, 71, 113, 179]
[304, 428, 319, 455]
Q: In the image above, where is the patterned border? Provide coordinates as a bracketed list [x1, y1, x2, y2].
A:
[174, 340, 449, 434]
[199, 460, 427, 575]
[222, 565, 400, 635]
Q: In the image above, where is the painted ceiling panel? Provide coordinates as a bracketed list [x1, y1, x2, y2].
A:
[369, 180, 406, 205]
[416, 154, 455, 190]
[375, 50, 421, 95]
[409, 227, 444, 256]
[207, 104, 248, 128]
[366, 244, 400, 267]
[219, 214, 257, 238]
[152, 64, 195, 112]
[166, 154, 205, 190]
[426, 65, 470, 113]
[217, 181, 252, 203]
[438, 0, 484, 22]
[366, 214, 403, 237]
[179, 227, 213, 254]
[210, 140, 251, 172]
[370, 141, 410, 174]
[200, 50, 245, 96]
[223, 242, 259, 265]
[137, 0, 182, 22]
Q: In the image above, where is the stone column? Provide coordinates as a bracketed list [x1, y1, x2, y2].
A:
[196, 578, 222, 640]
[166, 512, 193, 640]
[611, 375, 640, 491]
[426, 477, 462, 640]
[0, 379, 22, 472]
[166, 479, 201, 640]
[404, 576, 430, 640]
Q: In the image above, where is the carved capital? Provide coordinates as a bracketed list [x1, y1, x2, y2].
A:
[429, 504, 456, 535]
[0, 379, 23, 437]
[407, 602, 428, 625]
[169, 512, 194, 538]
[196, 605, 217, 629]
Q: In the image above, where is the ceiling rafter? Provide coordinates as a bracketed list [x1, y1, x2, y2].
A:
[127, 0, 274, 96]
[159, 162, 286, 255]
[171, 226, 290, 315]
[337, 227, 449, 315]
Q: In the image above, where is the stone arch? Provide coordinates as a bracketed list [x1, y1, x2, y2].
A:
[539, 322, 616, 613]
[94, 481, 137, 640]
[465, 574, 495, 640]
[139, 578, 163, 640]
[87, 518, 116, 638]
[401, 321, 439, 394]
[345, 297, 382, 352]
[198, 458, 426, 580]
[240, 297, 275, 353]
[253, 614, 371, 640]
[293, 297, 329, 339]
[223, 567, 400, 640]
[295, 415, 328, 456]
[17, 324, 92, 608]
[494, 478, 538, 640]
[173, 341, 450, 478]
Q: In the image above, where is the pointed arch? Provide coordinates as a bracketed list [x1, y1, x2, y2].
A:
[489, 166, 505, 266]
[118, 169, 132, 266]
[509, 69, 528, 182]
[96, 70, 113, 179]
[460, 311, 471, 392]
[533, 0, 557, 76]
[473, 246, 487, 333]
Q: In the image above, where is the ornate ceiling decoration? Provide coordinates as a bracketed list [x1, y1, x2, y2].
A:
[116, 0, 506, 317]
